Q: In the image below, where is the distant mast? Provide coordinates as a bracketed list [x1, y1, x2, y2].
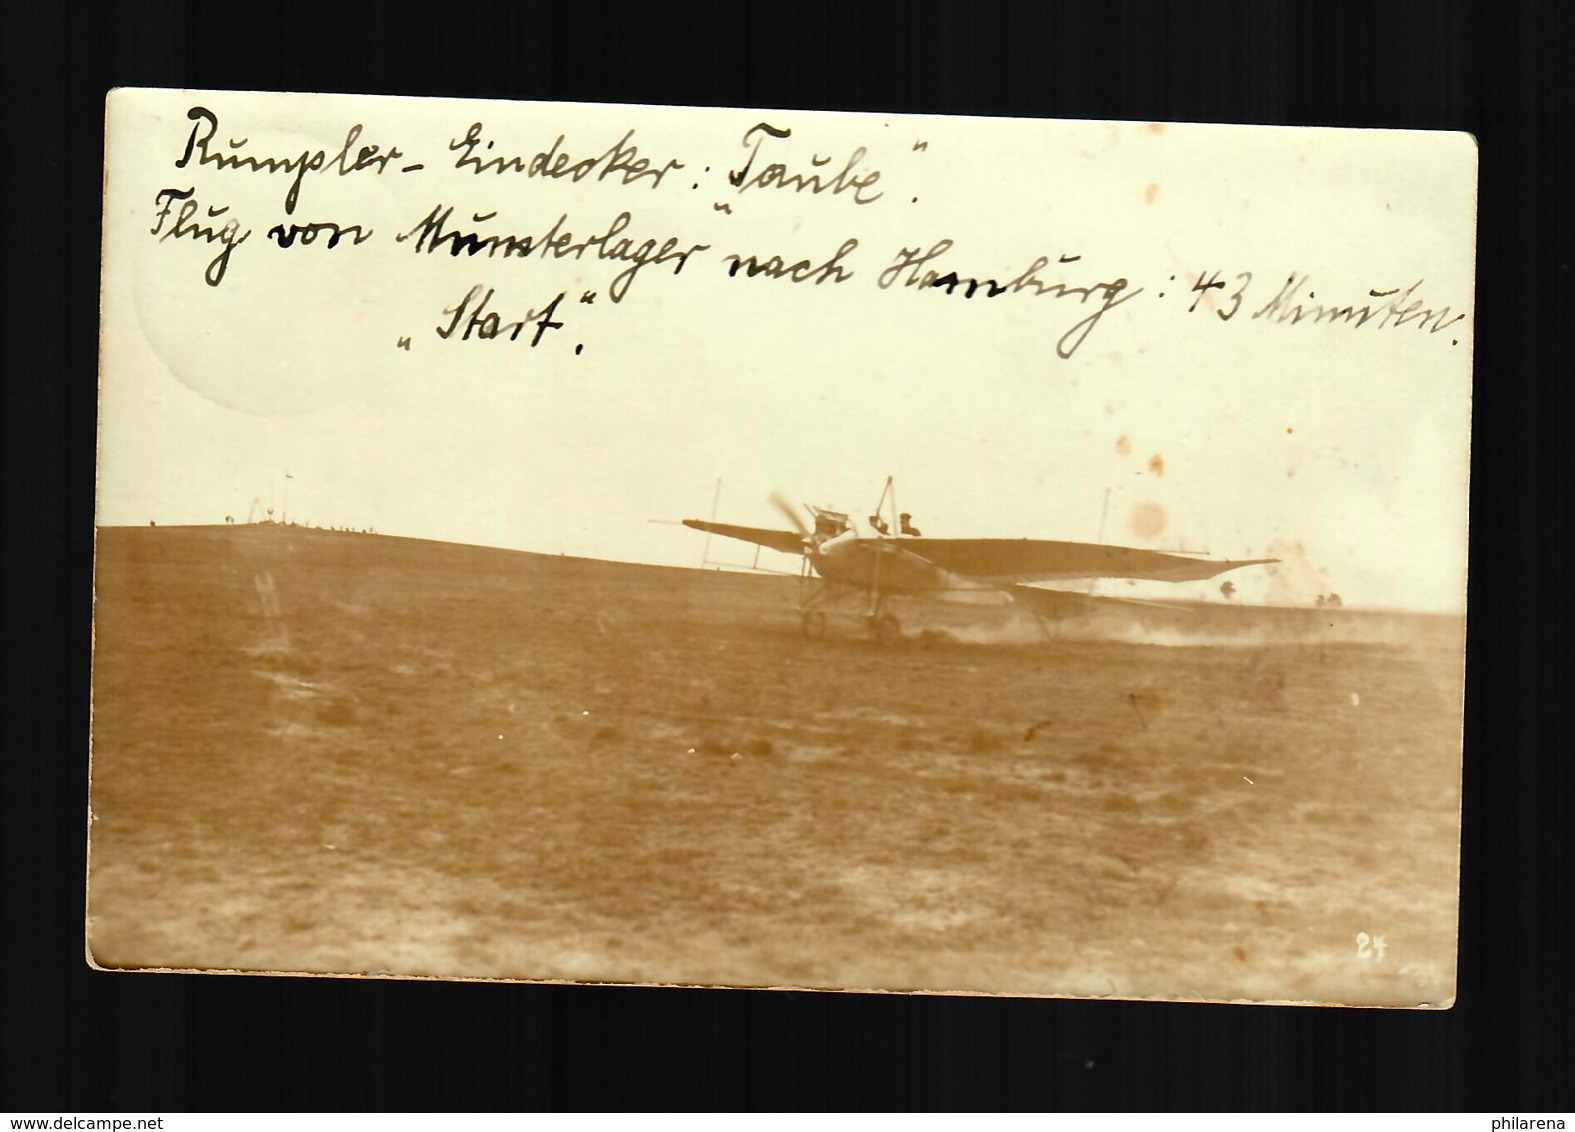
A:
[1090, 487, 1112, 595]
[702, 477, 721, 567]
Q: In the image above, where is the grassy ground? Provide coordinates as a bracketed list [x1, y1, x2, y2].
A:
[88, 524, 1464, 1004]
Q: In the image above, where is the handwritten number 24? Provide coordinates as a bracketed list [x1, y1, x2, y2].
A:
[1188, 270, 1253, 320]
[1355, 931, 1387, 961]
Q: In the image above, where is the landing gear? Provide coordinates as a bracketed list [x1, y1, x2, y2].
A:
[865, 549, 900, 646]
[795, 573, 902, 646]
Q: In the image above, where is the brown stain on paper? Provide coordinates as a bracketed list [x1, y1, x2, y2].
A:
[1128, 501, 1167, 540]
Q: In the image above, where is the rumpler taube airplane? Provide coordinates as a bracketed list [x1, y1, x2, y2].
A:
[683, 479, 1279, 645]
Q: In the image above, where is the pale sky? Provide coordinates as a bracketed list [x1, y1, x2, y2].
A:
[99, 90, 1476, 611]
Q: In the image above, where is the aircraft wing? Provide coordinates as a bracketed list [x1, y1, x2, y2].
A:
[900, 539, 1276, 585]
[1009, 584, 1200, 619]
[682, 519, 806, 556]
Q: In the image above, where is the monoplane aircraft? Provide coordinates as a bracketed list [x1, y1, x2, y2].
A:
[684, 480, 1277, 643]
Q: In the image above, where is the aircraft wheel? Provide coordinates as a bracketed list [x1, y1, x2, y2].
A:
[801, 611, 827, 640]
[874, 613, 902, 647]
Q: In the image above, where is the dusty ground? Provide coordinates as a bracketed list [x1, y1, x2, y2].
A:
[88, 524, 1464, 1005]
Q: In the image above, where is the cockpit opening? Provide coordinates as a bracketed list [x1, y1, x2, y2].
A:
[811, 508, 851, 541]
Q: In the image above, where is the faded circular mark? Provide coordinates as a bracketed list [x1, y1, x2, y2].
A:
[132, 252, 383, 416]
[128, 122, 405, 417]
[1128, 500, 1166, 539]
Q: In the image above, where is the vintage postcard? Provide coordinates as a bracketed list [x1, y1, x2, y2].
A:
[92, 89, 1475, 1005]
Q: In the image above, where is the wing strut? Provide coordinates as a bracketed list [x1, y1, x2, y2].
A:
[871, 475, 898, 537]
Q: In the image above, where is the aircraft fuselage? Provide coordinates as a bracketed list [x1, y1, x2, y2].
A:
[809, 536, 1009, 603]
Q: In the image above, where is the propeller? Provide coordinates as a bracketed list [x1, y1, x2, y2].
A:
[768, 491, 811, 542]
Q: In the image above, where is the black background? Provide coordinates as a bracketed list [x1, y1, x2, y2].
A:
[5, 0, 1571, 1112]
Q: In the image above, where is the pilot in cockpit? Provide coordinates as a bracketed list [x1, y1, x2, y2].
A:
[868, 513, 891, 535]
[899, 512, 923, 537]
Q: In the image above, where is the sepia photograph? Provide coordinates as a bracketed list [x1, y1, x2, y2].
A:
[90, 89, 1475, 1005]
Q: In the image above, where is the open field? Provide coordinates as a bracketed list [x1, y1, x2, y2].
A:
[88, 525, 1464, 1004]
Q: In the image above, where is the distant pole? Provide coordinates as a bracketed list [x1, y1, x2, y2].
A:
[1091, 487, 1112, 594]
[282, 471, 291, 525]
[702, 477, 721, 566]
